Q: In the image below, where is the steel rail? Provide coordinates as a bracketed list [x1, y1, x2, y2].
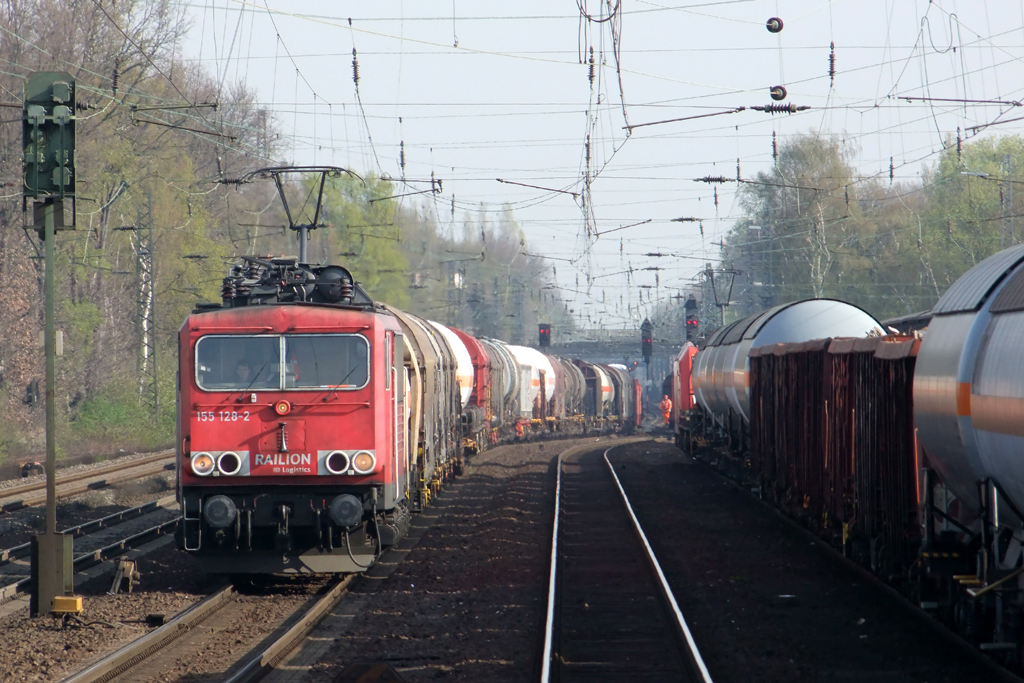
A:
[0, 460, 174, 515]
[539, 443, 714, 683]
[59, 584, 235, 683]
[220, 574, 356, 683]
[538, 445, 566, 683]
[0, 517, 181, 604]
[0, 495, 175, 566]
[603, 447, 714, 683]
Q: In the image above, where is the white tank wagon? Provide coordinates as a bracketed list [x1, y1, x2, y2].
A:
[694, 299, 883, 424]
[507, 345, 558, 418]
[914, 244, 1024, 515]
[478, 338, 519, 422]
[428, 320, 474, 409]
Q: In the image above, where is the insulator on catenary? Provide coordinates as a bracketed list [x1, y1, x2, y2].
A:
[772, 131, 778, 163]
[736, 158, 741, 180]
[890, 157, 895, 184]
[828, 42, 836, 87]
[400, 141, 405, 173]
[752, 103, 810, 114]
[957, 127, 962, 162]
[112, 56, 120, 96]
[352, 49, 360, 85]
[770, 85, 787, 101]
[845, 186, 850, 207]
[766, 17, 783, 33]
[588, 47, 595, 86]
[714, 187, 719, 209]
[694, 175, 730, 184]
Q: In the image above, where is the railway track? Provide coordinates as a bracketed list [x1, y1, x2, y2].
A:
[0, 496, 177, 568]
[541, 444, 712, 683]
[0, 451, 174, 515]
[60, 575, 354, 683]
[0, 520, 180, 606]
[0, 496, 180, 607]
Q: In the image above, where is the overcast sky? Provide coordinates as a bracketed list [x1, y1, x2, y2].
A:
[182, 0, 1024, 328]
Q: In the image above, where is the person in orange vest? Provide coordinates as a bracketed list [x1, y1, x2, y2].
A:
[660, 394, 672, 425]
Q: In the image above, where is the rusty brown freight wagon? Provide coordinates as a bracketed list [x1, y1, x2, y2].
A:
[748, 335, 921, 580]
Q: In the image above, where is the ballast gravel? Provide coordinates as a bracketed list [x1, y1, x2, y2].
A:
[0, 448, 173, 493]
[609, 440, 1001, 683]
[0, 474, 176, 550]
[283, 435, 629, 683]
[0, 540, 206, 682]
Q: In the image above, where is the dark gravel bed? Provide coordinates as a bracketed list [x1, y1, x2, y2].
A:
[0, 474, 175, 550]
[0, 534, 207, 682]
[297, 436, 625, 683]
[610, 439, 1006, 683]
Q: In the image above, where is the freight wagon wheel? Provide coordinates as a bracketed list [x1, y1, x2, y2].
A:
[954, 599, 978, 639]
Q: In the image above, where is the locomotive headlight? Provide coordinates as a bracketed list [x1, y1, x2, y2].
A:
[325, 451, 350, 475]
[203, 495, 237, 529]
[352, 451, 376, 474]
[191, 452, 215, 476]
[217, 452, 242, 476]
[329, 494, 363, 528]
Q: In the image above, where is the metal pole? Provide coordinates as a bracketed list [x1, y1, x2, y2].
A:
[44, 199, 56, 535]
[149, 196, 157, 416]
[1006, 155, 1015, 245]
[645, 360, 650, 418]
[298, 225, 308, 263]
[923, 468, 935, 546]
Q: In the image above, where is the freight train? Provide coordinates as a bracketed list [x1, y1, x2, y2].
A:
[672, 244, 1024, 663]
[175, 256, 640, 574]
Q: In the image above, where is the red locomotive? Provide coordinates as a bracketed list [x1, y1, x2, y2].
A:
[176, 256, 641, 574]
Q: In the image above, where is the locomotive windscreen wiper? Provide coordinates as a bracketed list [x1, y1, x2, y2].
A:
[237, 360, 270, 400]
[323, 365, 362, 402]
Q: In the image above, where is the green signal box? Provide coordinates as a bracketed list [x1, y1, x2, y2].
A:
[23, 72, 76, 212]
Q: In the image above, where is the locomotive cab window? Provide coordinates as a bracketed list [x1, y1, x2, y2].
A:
[195, 334, 369, 391]
[195, 336, 280, 391]
[284, 335, 369, 390]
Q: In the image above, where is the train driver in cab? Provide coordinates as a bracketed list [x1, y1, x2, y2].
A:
[234, 359, 253, 385]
